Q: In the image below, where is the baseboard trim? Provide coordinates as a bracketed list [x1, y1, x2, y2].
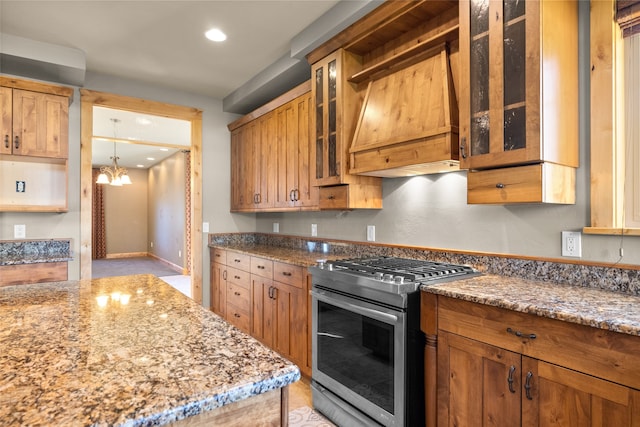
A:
[105, 252, 147, 259]
[148, 253, 184, 275]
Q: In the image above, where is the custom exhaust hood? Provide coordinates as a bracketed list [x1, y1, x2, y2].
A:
[348, 43, 459, 178]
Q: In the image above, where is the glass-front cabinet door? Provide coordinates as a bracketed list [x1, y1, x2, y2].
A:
[459, 0, 578, 171]
[460, 0, 539, 170]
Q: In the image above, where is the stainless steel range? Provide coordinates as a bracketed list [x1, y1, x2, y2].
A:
[309, 256, 478, 427]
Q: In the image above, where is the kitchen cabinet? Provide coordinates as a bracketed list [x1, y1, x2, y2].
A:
[251, 257, 308, 377]
[209, 248, 227, 317]
[458, 0, 578, 204]
[228, 81, 318, 212]
[275, 92, 318, 209]
[310, 49, 382, 209]
[225, 252, 252, 333]
[0, 262, 68, 287]
[0, 77, 73, 212]
[422, 294, 640, 427]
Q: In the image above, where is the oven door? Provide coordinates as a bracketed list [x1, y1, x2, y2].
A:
[312, 286, 406, 427]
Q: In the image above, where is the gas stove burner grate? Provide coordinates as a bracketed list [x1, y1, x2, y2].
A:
[330, 256, 477, 283]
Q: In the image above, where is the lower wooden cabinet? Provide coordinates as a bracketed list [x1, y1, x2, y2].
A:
[0, 262, 68, 286]
[210, 248, 310, 376]
[422, 294, 640, 427]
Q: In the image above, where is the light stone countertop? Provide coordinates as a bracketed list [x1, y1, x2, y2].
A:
[0, 274, 300, 426]
[421, 274, 640, 336]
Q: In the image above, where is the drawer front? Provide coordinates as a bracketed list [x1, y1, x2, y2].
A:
[212, 248, 227, 264]
[251, 256, 274, 279]
[226, 266, 251, 289]
[227, 281, 251, 312]
[319, 185, 349, 210]
[437, 296, 640, 389]
[226, 302, 250, 333]
[273, 261, 303, 288]
[467, 164, 543, 204]
[227, 251, 251, 271]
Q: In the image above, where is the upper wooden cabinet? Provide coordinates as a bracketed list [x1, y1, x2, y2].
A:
[0, 77, 73, 212]
[459, 0, 579, 204]
[228, 81, 318, 213]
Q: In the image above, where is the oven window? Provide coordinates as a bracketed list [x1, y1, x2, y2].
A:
[317, 300, 395, 414]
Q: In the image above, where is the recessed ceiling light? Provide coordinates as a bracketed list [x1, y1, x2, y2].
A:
[159, 148, 169, 152]
[146, 157, 155, 161]
[205, 28, 226, 42]
[137, 164, 145, 168]
[136, 117, 152, 126]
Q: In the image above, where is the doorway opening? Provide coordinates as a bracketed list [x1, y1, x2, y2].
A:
[80, 90, 204, 304]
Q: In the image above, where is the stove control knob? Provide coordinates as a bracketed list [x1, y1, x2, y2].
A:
[316, 260, 325, 269]
[374, 272, 384, 281]
[326, 263, 334, 271]
[394, 276, 405, 285]
[383, 274, 394, 282]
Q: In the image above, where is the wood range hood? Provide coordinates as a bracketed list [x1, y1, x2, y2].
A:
[349, 43, 459, 178]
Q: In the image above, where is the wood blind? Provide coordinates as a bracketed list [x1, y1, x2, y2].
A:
[618, 0, 640, 37]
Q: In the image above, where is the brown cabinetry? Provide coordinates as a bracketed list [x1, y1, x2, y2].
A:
[459, 0, 578, 204]
[422, 294, 640, 427]
[0, 77, 73, 212]
[310, 49, 382, 209]
[228, 81, 318, 212]
[209, 248, 310, 376]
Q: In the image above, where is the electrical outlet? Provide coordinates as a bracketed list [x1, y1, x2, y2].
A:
[150, 242, 154, 248]
[273, 222, 280, 233]
[367, 225, 375, 242]
[14, 224, 26, 239]
[203, 222, 210, 233]
[562, 231, 582, 257]
[178, 250, 182, 258]
[311, 224, 318, 237]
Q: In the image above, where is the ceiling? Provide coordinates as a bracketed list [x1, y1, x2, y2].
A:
[0, 0, 340, 99]
[0, 0, 376, 169]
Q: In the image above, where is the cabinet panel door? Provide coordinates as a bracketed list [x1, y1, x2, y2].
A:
[211, 261, 227, 317]
[522, 357, 640, 427]
[276, 101, 297, 208]
[12, 89, 68, 158]
[257, 112, 277, 208]
[251, 275, 274, 346]
[273, 281, 306, 369]
[294, 93, 317, 208]
[1, 87, 11, 155]
[438, 331, 521, 427]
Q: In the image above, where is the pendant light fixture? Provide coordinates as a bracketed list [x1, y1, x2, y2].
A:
[96, 118, 132, 186]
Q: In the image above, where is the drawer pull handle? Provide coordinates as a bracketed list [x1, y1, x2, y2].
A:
[234, 259, 241, 263]
[524, 371, 534, 400]
[234, 275, 241, 280]
[4, 135, 8, 149]
[234, 313, 241, 318]
[496, 183, 505, 189]
[282, 272, 292, 277]
[257, 265, 265, 269]
[506, 327, 536, 340]
[460, 137, 467, 159]
[328, 194, 335, 200]
[14, 135, 19, 150]
[234, 291, 241, 296]
[507, 365, 516, 393]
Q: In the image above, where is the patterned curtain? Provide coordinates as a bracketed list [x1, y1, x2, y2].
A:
[184, 150, 192, 274]
[618, 0, 640, 37]
[92, 168, 107, 259]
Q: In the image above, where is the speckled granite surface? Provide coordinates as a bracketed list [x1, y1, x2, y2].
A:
[0, 274, 299, 426]
[0, 239, 72, 266]
[421, 274, 640, 337]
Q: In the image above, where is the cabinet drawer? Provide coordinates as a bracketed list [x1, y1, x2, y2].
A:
[0, 262, 68, 286]
[437, 296, 640, 389]
[251, 256, 273, 278]
[226, 302, 250, 333]
[227, 251, 251, 271]
[226, 266, 250, 289]
[318, 185, 349, 209]
[227, 281, 251, 312]
[273, 261, 303, 288]
[467, 163, 575, 204]
[212, 248, 227, 264]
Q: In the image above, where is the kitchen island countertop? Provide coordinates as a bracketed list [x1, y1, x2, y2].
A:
[0, 274, 299, 426]
[422, 274, 640, 337]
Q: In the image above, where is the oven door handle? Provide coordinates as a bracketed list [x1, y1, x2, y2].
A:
[311, 290, 399, 324]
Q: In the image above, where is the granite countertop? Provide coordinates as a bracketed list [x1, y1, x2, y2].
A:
[0, 239, 72, 266]
[422, 274, 640, 337]
[0, 274, 300, 426]
[210, 242, 348, 267]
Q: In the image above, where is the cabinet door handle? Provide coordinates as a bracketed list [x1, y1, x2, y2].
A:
[460, 137, 467, 159]
[14, 135, 19, 150]
[268, 286, 273, 299]
[271, 286, 277, 300]
[496, 183, 505, 189]
[294, 189, 300, 201]
[524, 371, 534, 400]
[507, 365, 516, 393]
[222, 270, 227, 280]
[289, 189, 295, 202]
[4, 135, 8, 149]
[506, 327, 536, 340]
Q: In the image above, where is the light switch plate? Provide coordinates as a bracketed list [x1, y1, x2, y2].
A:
[311, 224, 318, 237]
[273, 222, 280, 233]
[367, 225, 375, 242]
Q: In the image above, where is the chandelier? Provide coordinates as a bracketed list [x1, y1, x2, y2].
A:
[96, 118, 132, 186]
